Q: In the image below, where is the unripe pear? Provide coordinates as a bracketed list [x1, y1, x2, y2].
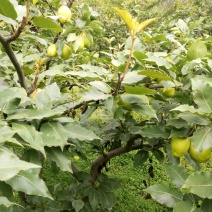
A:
[57, 5, 72, 24]
[170, 137, 190, 158]
[61, 44, 72, 60]
[160, 87, 175, 97]
[47, 44, 57, 57]
[189, 145, 211, 163]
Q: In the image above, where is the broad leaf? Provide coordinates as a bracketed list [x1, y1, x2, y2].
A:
[46, 148, 72, 173]
[72, 199, 84, 212]
[132, 104, 158, 120]
[192, 82, 212, 114]
[139, 70, 172, 81]
[7, 108, 65, 120]
[0, 197, 19, 208]
[12, 122, 45, 156]
[89, 81, 111, 94]
[136, 18, 158, 33]
[133, 51, 148, 63]
[40, 122, 69, 148]
[179, 112, 209, 125]
[124, 85, 157, 95]
[80, 89, 110, 102]
[0, 0, 17, 20]
[171, 105, 201, 114]
[144, 185, 183, 208]
[164, 163, 189, 187]
[113, 8, 134, 30]
[133, 150, 148, 167]
[6, 170, 53, 200]
[89, 189, 99, 210]
[139, 125, 169, 138]
[0, 147, 40, 181]
[187, 40, 208, 61]
[32, 16, 63, 32]
[98, 191, 116, 209]
[44, 83, 61, 101]
[0, 125, 15, 144]
[191, 127, 212, 152]
[64, 122, 100, 141]
[201, 198, 212, 212]
[183, 171, 212, 199]
[173, 201, 194, 212]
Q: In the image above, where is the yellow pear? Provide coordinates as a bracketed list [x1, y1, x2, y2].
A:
[61, 44, 72, 60]
[57, 5, 72, 24]
[160, 87, 175, 97]
[47, 44, 57, 57]
[170, 137, 190, 158]
[189, 145, 211, 163]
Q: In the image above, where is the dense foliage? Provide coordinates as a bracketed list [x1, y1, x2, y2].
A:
[0, 0, 211, 211]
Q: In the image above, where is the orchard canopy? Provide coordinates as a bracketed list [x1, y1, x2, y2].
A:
[0, 0, 211, 211]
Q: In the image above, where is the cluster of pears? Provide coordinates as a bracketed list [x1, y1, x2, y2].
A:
[170, 137, 211, 163]
[47, 43, 72, 60]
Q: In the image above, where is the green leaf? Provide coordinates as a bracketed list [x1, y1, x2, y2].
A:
[0, 125, 15, 144]
[0, 197, 19, 208]
[80, 89, 110, 102]
[144, 185, 183, 208]
[133, 51, 148, 63]
[139, 125, 169, 138]
[133, 150, 148, 167]
[201, 198, 212, 212]
[164, 163, 189, 187]
[121, 94, 149, 104]
[12, 122, 45, 157]
[64, 122, 101, 141]
[187, 40, 208, 61]
[33, 91, 52, 109]
[46, 147, 72, 173]
[7, 108, 65, 120]
[192, 82, 212, 114]
[40, 122, 69, 148]
[98, 191, 116, 209]
[173, 201, 194, 212]
[44, 83, 61, 101]
[191, 127, 212, 153]
[0, 88, 27, 114]
[89, 81, 111, 94]
[124, 85, 157, 95]
[6, 170, 53, 200]
[72, 199, 84, 212]
[179, 112, 209, 125]
[32, 16, 63, 32]
[171, 105, 201, 114]
[152, 149, 164, 162]
[0, 147, 40, 181]
[139, 70, 172, 81]
[132, 104, 158, 119]
[182, 171, 212, 199]
[113, 7, 134, 30]
[136, 18, 158, 33]
[89, 189, 99, 210]
[0, 0, 17, 20]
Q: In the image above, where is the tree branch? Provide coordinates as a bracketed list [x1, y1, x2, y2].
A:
[0, 35, 28, 91]
[0, 1, 30, 91]
[90, 134, 145, 184]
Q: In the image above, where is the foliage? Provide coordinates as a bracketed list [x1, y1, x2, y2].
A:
[0, 0, 212, 211]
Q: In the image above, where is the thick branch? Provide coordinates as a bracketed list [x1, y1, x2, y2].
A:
[90, 134, 145, 184]
[0, 35, 28, 91]
[67, 0, 75, 7]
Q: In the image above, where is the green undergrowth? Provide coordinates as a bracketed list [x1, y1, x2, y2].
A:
[43, 151, 171, 211]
